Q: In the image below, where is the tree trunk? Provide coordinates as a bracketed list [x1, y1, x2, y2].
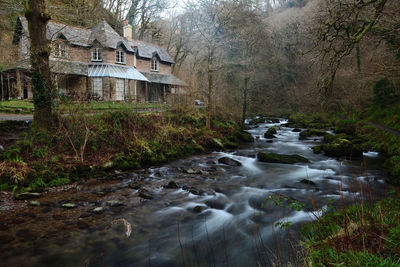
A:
[241, 76, 249, 129]
[25, 0, 54, 130]
[206, 46, 214, 129]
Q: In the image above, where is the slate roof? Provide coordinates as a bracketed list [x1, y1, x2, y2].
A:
[141, 72, 187, 87]
[14, 17, 174, 64]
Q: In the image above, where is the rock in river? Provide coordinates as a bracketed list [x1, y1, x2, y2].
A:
[61, 203, 77, 209]
[300, 179, 316, 186]
[163, 180, 179, 189]
[139, 189, 153, 199]
[106, 200, 123, 207]
[218, 157, 242, 166]
[257, 152, 309, 164]
[15, 192, 41, 200]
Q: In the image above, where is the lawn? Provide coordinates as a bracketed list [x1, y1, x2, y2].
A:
[0, 100, 169, 114]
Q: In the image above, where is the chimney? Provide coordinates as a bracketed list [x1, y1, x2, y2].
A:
[123, 20, 133, 40]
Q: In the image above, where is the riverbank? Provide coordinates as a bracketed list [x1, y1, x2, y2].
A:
[286, 102, 400, 266]
[0, 107, 253, 193]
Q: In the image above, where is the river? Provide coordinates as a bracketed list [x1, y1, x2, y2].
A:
[0, 119, 391, 266]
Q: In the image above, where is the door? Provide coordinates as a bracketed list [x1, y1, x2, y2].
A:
[92, 77, 103, 99]
[115, 78, 125, 101]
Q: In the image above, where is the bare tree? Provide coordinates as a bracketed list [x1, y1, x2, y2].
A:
[310, 0, 389, 100]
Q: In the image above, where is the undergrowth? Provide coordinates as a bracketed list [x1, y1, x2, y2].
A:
[0, 105, 244, 191]
[303, 194, 400, 266]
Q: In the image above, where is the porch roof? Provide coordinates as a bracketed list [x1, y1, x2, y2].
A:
[88, 64, 149, 82]
[140, 72, 187, 87]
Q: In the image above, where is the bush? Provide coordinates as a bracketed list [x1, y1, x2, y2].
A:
[373, 78, 397, 106]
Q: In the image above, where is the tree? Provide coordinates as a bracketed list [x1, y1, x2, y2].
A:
[311, 0, 389, 100]
[25, 0, 55, 130]
[186, 0, 228, 128]
[127, 0, 172, 40]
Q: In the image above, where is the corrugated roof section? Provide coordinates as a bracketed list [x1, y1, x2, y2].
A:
[88, 64, 149, 81]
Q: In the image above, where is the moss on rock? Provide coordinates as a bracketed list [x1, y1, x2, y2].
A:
[257, 152, 309, 164]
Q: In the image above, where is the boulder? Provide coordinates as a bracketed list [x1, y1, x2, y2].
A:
[249, 117, 265, 125]
[257, 152, 309, 164]
[264, 127, 277, 139]
[92, 207, 104, 214]
[218, 157, 242, 166]
[266, 118, 281, 123]
[206, 138, 224, 150]
[322, 139, 363, 158]
[28, 201, 41, 207]
[193, 205, 207, 213]
[15, 192, 41, 200]
[61, 203, 77, 209]
[184, 168, 202, 174]
[299, 129, 326, 140]
[224, 140, 239, 149]
[300, 179, 316, 186]
[139, 189, 153, 199]
[312, 145, 322, 154]
[106, 200, 123, 207]
[292, 128, 302, 132]
[164, 180, 179, 189]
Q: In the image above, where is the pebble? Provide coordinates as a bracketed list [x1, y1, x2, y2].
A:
[29, 201, 41, 207]
[61, 203, 77, 209]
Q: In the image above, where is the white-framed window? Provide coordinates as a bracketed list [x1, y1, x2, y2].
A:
[92, 48, 102, 61]
[151, 57, 159, 71]
[115, 50, 126, 64]
[53, 42, 68, 58]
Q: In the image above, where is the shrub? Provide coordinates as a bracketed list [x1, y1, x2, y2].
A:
[373, 78, 397, 106]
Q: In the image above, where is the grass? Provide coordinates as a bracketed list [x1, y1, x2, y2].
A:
[0, 100, 34, 114]
[0, 100, 169, 114]
[302, 194, 400, 266]
[0, 106, 244, 191]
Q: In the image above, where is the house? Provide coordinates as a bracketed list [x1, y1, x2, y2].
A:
[0, 17, 186, 103]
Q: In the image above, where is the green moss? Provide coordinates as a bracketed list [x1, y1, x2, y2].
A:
[322, 138, 363, 158]
[299, 129, 326, 140]
[257, 152, 309, 164]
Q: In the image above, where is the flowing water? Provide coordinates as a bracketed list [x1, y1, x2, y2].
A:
[0, 120, 391, 266]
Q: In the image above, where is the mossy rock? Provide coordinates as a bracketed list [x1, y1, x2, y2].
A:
[206, 138, 224, 150]
[323, 133, 347, 144]
[267, 127, 277, 134]
[15, 192, 41, 200]
[266, 118, 281, 123]
[257, 152, 309, 164]
[223, 140, 239, 149]
[249, 117, 265, 125]
[236, 131, 254, 143]
[299, 129, 326, 140]
[264, 132, 276, 139]
[322, 139, 363, 158]
[312, 145, 322, 154]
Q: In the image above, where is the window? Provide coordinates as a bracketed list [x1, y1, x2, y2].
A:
[151, 57, 159, 71]
[92, 78, 103, 99]
[53, 42, 68, 58]
[92, 48, 102, 61]
[115, 50, 125, 64]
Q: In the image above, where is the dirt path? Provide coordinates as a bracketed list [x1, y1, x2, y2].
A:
[368, 121, 400, 138]
[0, 113, 33, 121]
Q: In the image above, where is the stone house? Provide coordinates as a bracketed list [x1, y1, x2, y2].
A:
[0, 17, 185, 103]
